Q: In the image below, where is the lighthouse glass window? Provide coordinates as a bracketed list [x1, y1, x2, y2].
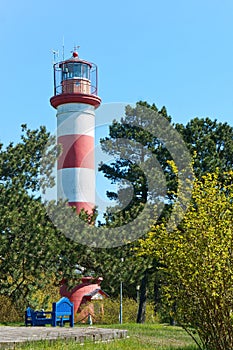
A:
[62, 63, 90, 80]
[62, 63, 73, 80]
[81, 64, 90, 79]
[73, 63, 81, 78]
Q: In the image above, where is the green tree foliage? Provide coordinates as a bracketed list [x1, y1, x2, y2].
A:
[176, 117, 233, 178]
[100, 107, 233, 222]
[98, 102, 180, 322]
[99, 101, 175, 223]
[99, 102, 233, 325]
[138, 171, 233, 350]
[0, 124, 56, 192]
[89, 245, 153, 299]
[0, 125, 78, 305]
[98, 101, 196, 322]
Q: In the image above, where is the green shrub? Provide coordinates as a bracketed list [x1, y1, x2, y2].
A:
[0, 295, 22, 323]
[27, 281, 60, 310]
[0, 277, 61, 323]
[91, 297, 157, 324]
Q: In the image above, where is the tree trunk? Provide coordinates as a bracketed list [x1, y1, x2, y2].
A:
[154, 269, 160, 315]
[136, 270, 147, 323]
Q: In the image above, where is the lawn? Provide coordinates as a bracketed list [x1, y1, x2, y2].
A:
[13, 323, 199, 350]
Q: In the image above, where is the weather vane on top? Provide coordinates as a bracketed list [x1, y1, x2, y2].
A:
[72, 44, 80, 54]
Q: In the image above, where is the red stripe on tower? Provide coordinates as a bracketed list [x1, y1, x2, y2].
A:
[57, 134, 94, 170]
[68, 202, 95, 213]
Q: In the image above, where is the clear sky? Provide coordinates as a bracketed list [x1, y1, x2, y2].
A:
[1, 0, 233, 145]
[1, 0, 233, 217]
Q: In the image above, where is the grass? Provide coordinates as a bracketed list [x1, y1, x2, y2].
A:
[12, 323, 199, 350]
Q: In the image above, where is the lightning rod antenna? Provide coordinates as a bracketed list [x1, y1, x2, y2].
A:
[62, 36, 65, 60]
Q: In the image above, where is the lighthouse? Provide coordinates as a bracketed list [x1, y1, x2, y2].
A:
[50, 50, 101, 213]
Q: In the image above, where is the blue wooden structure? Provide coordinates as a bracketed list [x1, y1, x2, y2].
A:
[25, 297, 74, 327]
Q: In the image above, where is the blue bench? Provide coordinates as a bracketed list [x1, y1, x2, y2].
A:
[25, 297, 74, 327]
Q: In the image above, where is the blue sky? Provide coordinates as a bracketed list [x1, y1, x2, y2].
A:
[1, 0, 233, 215]
[1, 0, 233, 146]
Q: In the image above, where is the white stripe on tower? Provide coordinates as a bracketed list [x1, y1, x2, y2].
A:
[56, 103, 95, 213]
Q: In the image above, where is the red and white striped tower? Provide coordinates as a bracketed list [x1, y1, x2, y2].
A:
[50, 50, 101, 213]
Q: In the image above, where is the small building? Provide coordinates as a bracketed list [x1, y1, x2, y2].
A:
[60, 277, 108, 323]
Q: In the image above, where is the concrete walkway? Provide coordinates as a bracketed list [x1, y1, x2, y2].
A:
[0, 326, 127, 349]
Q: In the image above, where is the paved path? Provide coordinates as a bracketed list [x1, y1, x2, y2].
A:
[0, 326, 127, 349]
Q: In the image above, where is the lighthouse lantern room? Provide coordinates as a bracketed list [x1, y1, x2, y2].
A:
[51, 51, 101, 108]
[50, 50, 101, 214]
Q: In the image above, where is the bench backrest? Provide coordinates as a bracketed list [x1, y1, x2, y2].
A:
[25, 307, 32, 318]
[52, 297, 74, 317]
